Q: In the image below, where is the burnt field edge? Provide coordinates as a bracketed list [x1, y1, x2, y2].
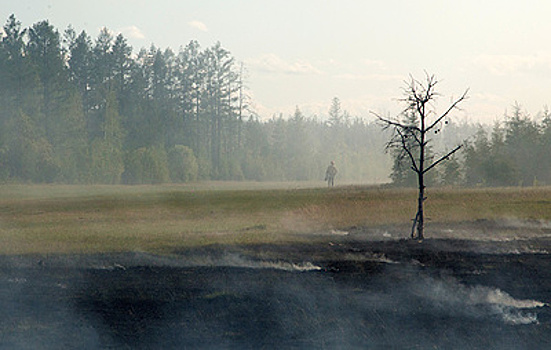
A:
[1, 236, 551, 349]
[1, 232, 551, 270]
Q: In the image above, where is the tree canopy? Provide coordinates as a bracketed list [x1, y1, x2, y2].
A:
[1, 15, 550, 188]
[0, 15, 389, 184]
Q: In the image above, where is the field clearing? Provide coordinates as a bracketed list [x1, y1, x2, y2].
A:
[1, 183, 551, 255]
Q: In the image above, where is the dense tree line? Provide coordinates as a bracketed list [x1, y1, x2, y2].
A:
[0, 15, 388, 184]
[4, 15, 548, 187]
[462, 105, 551, 187]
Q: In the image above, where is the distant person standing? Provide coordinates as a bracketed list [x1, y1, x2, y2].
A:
[325, 161, 338, 187]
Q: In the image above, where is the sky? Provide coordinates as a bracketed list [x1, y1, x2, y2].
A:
[3, 0, 551, 123]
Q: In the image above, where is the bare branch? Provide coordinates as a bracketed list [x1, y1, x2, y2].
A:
[372, 110, 423, 174]
[403, 73, 439, 107]
[426, 89, 469, 133]
[396, 128, 420, 173]
[409, 127, 422, 147]
[423, 145, 462, 174]
[371, 111, 421, 133]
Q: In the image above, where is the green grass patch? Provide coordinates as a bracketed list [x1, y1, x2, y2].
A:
[1, 183, 551, 254]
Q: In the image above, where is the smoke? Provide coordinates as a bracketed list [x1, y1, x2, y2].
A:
[433, 218, 551, 247]
[1, 252, 548, 349]
[500, 217, 551, 230]
[409, 273, 547, 325]
[203, 253, 323, 271]
[190, 262, 549, 349]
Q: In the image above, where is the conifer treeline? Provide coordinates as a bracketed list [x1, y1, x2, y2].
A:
[5, 15, 547, 187]
[462, 105, 551, 187]
[0, 15, 388, 184]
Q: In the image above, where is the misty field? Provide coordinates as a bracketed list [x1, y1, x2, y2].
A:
[2, 183, 551, 255]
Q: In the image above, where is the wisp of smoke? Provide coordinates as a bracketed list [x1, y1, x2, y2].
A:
[165, 252, 323, 272]
[216, 254, 322, 271]
[255, 260, 322, 271]
[475, 287, 546, 325]
[88, 252, 323, 272]
[413, 274, 547, 325]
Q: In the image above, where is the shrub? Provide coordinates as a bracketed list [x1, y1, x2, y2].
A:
[123, 145, 170, 184]
[167, 145, 198, 183]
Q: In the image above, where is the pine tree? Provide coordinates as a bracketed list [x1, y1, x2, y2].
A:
[90, 91, 124, 183]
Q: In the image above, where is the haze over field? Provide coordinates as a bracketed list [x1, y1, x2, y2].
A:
[5, 0, 551, 121]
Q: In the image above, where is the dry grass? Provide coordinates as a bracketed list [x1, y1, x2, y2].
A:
[1, 183, 551, 254]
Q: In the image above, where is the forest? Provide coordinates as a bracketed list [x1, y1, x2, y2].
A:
[0, 14, 550, 187]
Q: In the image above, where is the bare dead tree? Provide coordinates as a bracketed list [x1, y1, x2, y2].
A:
[374, 74, 468, 241]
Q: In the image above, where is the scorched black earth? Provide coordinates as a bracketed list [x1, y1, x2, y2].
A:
[1, 236, 550, 349]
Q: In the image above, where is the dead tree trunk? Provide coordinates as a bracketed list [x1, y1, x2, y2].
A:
[374, 74, 468, 241]
[416, 173, 425, 240]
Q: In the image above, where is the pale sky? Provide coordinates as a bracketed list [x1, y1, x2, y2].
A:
[3, 0, 551, 122]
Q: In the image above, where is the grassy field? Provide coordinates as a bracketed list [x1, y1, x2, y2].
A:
[1, 183, 551, 255]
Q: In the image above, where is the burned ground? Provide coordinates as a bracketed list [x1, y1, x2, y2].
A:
[1, 226, 551, 349]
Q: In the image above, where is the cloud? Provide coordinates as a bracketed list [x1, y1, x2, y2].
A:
[246, 53, 322, 75]
[118, 25, 145, 39]
[472, 54, 551, 76]
[334, 73, 402, 82]
[451, 92, 509, 123]
[188, 20, 208, 32]
[331, 59, 402, 82]
[363, 59, 388, 71]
